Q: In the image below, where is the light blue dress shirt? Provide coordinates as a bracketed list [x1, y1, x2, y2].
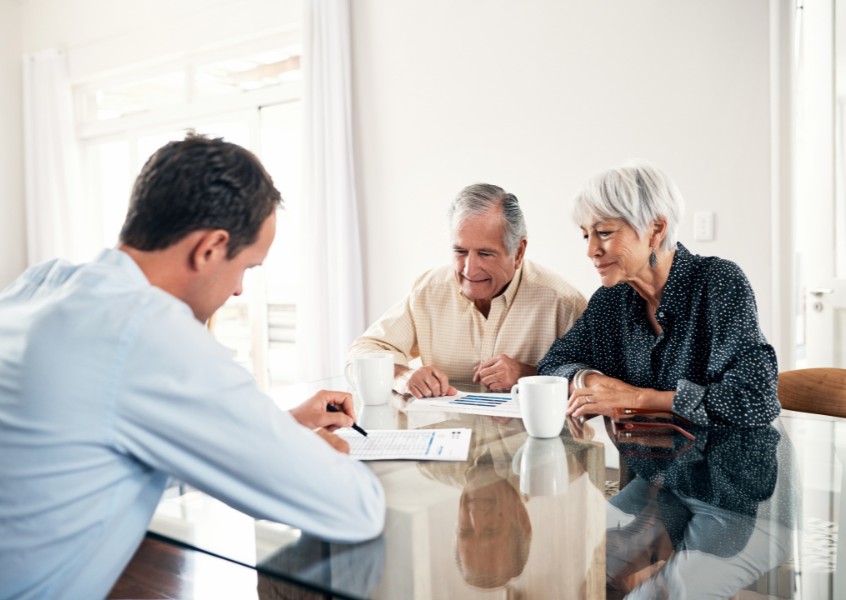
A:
[0, 249, 385, 600]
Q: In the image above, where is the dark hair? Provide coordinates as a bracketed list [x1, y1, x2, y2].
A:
[119, 134, 283, 258]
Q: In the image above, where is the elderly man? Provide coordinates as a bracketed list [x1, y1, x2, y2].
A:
[0, 135, 385, 600]
[348, 183, 586, 398]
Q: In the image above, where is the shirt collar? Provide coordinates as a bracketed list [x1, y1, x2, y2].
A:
[95, 248, 151, 287]
[658, 243, 694, 317]
[455, 264, 524, 310]
[500, 264, 524, 307]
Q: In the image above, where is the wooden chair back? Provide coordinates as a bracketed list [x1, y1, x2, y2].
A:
[778, 368, 846, 419]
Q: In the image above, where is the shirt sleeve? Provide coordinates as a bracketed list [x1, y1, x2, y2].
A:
[346, 293, 420, 368]
[672, 262, 780, 427]
[554, 289, 588, 338]
[113, 302, 386, 543]
[537, 306, 595, 381]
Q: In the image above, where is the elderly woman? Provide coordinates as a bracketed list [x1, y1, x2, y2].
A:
[537, 162, 780, 427]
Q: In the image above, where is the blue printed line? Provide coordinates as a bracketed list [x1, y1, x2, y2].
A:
[450, 400, 499, 407]
[424, 432, 435, 455]
[462, 394, 512, 402]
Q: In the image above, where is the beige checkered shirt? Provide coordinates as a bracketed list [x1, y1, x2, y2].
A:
[347, 260, 587, 382]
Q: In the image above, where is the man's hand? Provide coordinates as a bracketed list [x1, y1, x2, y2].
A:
[290, 389, 355, 431]
[473, 354, 535, 391]
[314, 428, 350, 454]
[398, 365, 457, 398]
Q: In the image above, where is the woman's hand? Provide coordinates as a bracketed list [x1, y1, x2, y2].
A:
[567, 374, 673, 420]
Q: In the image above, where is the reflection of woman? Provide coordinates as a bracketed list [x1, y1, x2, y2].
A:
[538, 162, 780, 427]
[606, 424, 795, 599]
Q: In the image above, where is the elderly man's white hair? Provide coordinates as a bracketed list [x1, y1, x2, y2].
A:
[448, 183, 527, 256]
[572, 161, 685, 253]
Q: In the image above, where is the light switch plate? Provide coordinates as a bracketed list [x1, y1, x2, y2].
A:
[694, 211, 715, 241]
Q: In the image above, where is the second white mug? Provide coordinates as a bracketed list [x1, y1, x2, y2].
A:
[345, 353, 394, 406]
[510, 375, 568, 438]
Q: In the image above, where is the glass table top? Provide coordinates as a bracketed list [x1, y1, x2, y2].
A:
[148, 378, 845, 599]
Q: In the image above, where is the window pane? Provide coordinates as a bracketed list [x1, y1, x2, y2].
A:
[84, 72, 186, 121]
[195, 51, 300, 97]
[259, 102, 302, 386]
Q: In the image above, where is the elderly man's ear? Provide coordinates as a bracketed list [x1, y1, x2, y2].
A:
[514, 238, 528, 268]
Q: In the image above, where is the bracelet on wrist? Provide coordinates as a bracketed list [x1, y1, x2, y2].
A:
[573, 368, 603, 389]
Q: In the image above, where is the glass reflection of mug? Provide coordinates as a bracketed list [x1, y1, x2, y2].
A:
[512, 437, 569, 497]
[345, 353, 393, 406]
[510, 375, 568, 438]
[358, 403, 395, 430]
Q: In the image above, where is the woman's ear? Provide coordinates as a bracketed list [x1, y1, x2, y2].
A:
[189, 230, 230, 272]
[650, 218, 668, 250]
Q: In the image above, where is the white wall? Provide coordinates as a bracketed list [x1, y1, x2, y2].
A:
[0, 0, 25, 287]
[351, 0, 777, 343]
[2, 0, 782, 349]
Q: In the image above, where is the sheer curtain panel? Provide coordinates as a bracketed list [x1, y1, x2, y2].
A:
[298, 0, 366, 380]
[23, 48, 84, 266]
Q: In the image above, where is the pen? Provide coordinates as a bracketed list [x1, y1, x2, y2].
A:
[327, 404, 368, 437]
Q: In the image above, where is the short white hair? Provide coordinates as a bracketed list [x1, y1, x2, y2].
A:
[572, 161, 684, 252]
[448, 183, 527, 255]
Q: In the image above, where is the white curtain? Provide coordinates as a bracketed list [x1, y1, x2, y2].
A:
[298, 0, 366, 380]
[23, 48, 84, 266]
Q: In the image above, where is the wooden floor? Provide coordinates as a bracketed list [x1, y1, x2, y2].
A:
[108, 536, 328, 600]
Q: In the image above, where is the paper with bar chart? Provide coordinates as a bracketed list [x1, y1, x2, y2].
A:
[335, 428, 472, 461]
[405, 391, 521, 419]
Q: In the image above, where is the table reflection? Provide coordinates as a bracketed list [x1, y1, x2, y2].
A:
[606, 423, 798, 599]
[413, 414, 606, 597]
[145, 378, 844, 599]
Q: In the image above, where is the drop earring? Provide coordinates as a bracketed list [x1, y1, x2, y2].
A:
[649, 249, 657, 269]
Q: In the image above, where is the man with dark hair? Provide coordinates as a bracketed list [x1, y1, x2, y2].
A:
[0, 135, 385, 600]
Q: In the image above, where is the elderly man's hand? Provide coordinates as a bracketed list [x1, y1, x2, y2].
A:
[290, 389, 356, 431]
[401, 365, 457, 398]
[473, 354, 535, 391]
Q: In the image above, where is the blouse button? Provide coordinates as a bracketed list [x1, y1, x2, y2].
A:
[658, 311, 665, 318]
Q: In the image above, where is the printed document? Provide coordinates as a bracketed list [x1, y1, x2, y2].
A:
[336, 428, 472, 461]
[405, 391, 521, 419]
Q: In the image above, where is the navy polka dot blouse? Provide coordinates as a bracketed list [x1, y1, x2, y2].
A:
[537, 244, 780, 426]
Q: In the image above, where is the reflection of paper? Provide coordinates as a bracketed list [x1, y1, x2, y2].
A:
[336, 428, 472, 461]
[405, 391, 521, 418]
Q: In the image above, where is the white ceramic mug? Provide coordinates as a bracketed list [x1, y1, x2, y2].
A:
[510, 375, 568, 438]
[512, 436, 569, 497]
[345, 353, 394, 406]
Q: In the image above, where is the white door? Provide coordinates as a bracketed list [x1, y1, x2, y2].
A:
[796, 0, 846, 367]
